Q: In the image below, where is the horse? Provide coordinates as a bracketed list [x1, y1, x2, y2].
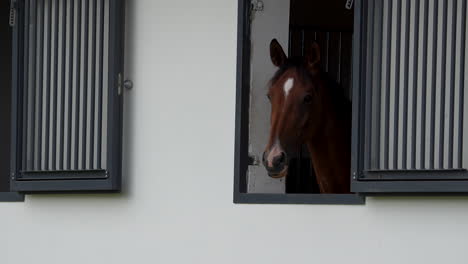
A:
[262, 39, 351, 194]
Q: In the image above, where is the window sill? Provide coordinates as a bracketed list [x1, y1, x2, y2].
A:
[234, 193, 365, 205]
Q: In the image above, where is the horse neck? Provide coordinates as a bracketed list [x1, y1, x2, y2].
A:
[306, 101, 351, 193]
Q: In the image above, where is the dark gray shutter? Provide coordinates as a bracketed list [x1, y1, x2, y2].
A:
[10, 0, 125, 192]
[352, 0, 468, 193]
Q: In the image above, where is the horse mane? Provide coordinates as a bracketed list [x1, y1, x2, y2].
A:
[269, 57, 351, 118]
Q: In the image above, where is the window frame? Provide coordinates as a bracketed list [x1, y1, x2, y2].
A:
[8, 0, 125, 193]
[233, 0, 365, 204]
[0, 0, 24, 201]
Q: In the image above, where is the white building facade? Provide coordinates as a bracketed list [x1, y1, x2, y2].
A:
[2, 1, 468, 263]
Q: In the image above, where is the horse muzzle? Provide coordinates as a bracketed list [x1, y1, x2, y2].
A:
[262, 151, 289, 178]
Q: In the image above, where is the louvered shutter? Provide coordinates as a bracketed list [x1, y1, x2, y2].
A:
[10, 0, 125, 192]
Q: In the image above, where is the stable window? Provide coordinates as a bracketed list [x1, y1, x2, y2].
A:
[0, 0, 125, 197]
[234, 0, 468, 204]
[234, 0, 363, 204]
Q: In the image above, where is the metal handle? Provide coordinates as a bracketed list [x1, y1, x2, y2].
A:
[123, 80, 133, 90]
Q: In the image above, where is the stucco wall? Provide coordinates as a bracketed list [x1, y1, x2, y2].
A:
[2, 1, 468, 263]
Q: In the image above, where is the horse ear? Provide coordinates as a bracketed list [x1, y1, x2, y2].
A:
[270, 39, 287, 67]
[305, 42, 321, 73]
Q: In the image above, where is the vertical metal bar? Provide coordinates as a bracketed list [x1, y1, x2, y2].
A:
[401, 0, 411, 169]
[74, 0, 82, 170]
[37, 0, 45, 170]
[326, 32, 329, 72]
[338, 32, 342, 84]
[82, 0, 90, 169]
[96, 0, 104, 169]
[44, 0, 52, 170]
[438, 0, 448, 169]
[364, 0, 373, 170]
[51, 0, 59, 170]
[90, 0, 97, 168]
[429, 0, 439, 169]
[420, 0, 429, 169]
[458, 0, 466, 168]
[411, 0, 421, 169]
[374, 0, 384, 169]
[67, 0, 75, 170]
[447, 0, 458, 168]
[384, 0, 393, 170]
[59, 0, 67, 169]
[22, 0, 30, 171]
[392, 0, 402, 169]
[300, 29, 305, 56]
[30, 0, 38, 171]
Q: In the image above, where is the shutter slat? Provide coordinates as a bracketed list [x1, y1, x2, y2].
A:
[458, 0, 467, 169]
[22, 0, 30, 171]
[448, 0, 458, 168]
[89, 0, 97, 168]
[364, 0, 372, 170]
[383, 0, 393, 170]
[410, 0, 421, 169]
[438, 0, 448, 169]
[401, 0, 411, 169]
[419, 0, 429, 169]
[37, 0, 44, 170]
[29, 0, 37, 171]
[44, 0, 51, 170]
[74, 0, 82, 170]
[59, 0, 67, 170]
[67, 0, 75, 169]
[51, 0, 59, 170]
[96, 0, 105, 169]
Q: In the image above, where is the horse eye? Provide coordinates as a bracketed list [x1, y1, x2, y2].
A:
[303, 94, 312, 104]
[267, 94, 271, 101]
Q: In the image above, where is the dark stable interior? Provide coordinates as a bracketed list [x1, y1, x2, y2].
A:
[0, 1, 12, 192]
[286, 0, 353, 193]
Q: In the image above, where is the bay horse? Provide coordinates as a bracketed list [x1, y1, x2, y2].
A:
[262, 39, 351, 194]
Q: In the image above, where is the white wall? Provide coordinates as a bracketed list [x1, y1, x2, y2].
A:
[2, 1, 468, 263]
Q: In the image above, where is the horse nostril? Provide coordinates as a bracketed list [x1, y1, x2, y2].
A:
[272, 152, 287, 168]
[279, 152, 286, 163]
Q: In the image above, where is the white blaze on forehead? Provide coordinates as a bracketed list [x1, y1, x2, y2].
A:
[283, 78, 294, 98]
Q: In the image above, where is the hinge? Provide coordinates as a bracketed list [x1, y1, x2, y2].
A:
[251, 0, 264, 12]
[9, 0, 16, 27]
[250, 0, 264, 21]
[345, 0, 354, 10]
[117, 73, 122, 95]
